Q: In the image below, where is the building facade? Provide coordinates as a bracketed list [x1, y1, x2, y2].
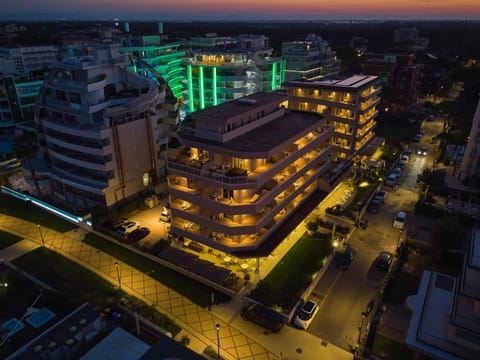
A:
[167, 92, 333, 253]
[282, 34, 340, 82]
[0, 45, 60, 78]
[285, 75, 380, 162]
[0, 76, 43, 127]
[34, 44, 168, 211]
[459, 96, 480, 186]
[183, 35, 285, 113]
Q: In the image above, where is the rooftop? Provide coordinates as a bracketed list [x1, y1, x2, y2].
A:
[288, 74, 379, 90]
[180, 109, 325, 157]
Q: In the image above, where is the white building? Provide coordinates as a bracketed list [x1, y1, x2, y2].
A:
[34, 44, 168, 211]
[0, 45, 60, 78]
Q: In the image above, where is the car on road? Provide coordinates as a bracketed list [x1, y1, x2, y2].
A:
[374, 189, 387, 203]
[384, 174, 398, 187]
[393, 211, 407, 230]
[127, 227, 150, 243]
[375, 251, 393, 271]
[159, 209, 171, 222]
[400, 155, 409, 163]
[367, 199, 381, 213]
[413, 133, 422, 142]
[336, 246, 356, 270]
[241, 303, 284, 333]
[294, 300, 319, 330]
[117, 221, 140, 236]
[112, 217, 129, 228]
[402, 150, 412, 159]
[417, 146, 427, 156]
[391, 168, 402, 177]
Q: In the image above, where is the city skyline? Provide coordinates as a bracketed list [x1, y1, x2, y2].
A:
[2, 0, 480, 21]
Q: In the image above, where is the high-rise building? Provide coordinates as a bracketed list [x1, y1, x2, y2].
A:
[282, 34, 340, 82]
[183, 34, 285, 113]
[459, 97, 480, 186]
[34, 44, 168, 211]
[285, 75, 380, 163]
[167, 92, 333, 253]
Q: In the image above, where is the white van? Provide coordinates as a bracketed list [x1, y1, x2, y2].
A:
[393, 211, 407, 230]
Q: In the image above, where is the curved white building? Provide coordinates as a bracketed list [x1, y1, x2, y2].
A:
[35, 44, 167, 211]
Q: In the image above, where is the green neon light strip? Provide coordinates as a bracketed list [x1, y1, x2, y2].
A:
[271, 62, 277, 90]
[199, 66, 205, 109]
[212, 67, 217, 106]
[280, 59, 286, 85]
[187, 64, 194, 112]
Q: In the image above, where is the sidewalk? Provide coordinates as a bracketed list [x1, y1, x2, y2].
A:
[0, 208, 353, 359]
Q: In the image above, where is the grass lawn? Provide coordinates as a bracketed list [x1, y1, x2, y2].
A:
[83, 233, 231, 307]
[0, 229, 23, 249]
[370, 334, 415, 360]
[249, 235, 332, 312]
[0, 194, 76, 233]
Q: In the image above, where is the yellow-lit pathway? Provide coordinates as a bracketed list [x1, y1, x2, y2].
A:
[0, 213, 277, 360]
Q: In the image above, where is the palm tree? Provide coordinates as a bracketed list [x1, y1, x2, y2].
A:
[14, 131, 42, 197]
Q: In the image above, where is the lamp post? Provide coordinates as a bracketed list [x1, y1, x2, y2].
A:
[37, 224, 45, 247]
[114, 262, 121, 290]
[215, 323, 220, 358]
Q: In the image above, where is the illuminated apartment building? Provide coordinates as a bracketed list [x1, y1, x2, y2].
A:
[285, 75, 381, 161]
[183, 34, 285, 113]
[282, 34, 340, 82]
[35, 44, 168, 210]
[167, 92, 333, 253]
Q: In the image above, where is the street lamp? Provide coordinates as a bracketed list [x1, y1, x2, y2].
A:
[215, 323, 220, 358]
[37, 224, 45, 247]
[114, 262, 121, 290]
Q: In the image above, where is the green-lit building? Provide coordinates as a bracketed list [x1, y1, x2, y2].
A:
[183, 35, 285, 113]
[120, 36, 185, 100]
[0, 76, 43, 128]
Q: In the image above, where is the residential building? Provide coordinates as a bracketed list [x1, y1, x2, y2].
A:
[282, 34, 340, 82]
[183, 34, 285, 113]
[0, 45, 60, 78]
[405, 225, 480, 359]
[459, 96, 480, 186]
[0, 76, 43, 127]
[34, 44, 168, 211]
[189, 33, 236, 49]
[167, 92, 333, 253]
[285, 75, 381, 163]
[394, 28, 419, 44]
[363, 53, 421, 112]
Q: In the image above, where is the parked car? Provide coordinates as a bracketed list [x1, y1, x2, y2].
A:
[385, 174, 398, 187]
[159, 209, 171, 222]
[241, 304, 284, 333]
[294, 300, 319, 330]
[336, 246, 356, 270]
[393, 211, 407, 230]
[402, 150, 412, 158]
[400, 155, 409, 163]
[393, 163, 404, 171]
[117, 221, 140, 236]
[417, 146, 427, 156]
[112, 217, 129, 228]
[363, 299, 375, 316]
[391, 168, 402, 177]
[374, 190, 387, 203]
[3, 160, 21, 170]
[367, 199, 381, 213]
[127, 227, 150, 243]
[375, 251, 393, 271]
[426, 114, 434, 121]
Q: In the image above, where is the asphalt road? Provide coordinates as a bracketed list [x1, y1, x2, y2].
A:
[305, 118, 443, 351]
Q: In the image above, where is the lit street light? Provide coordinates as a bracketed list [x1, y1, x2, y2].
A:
[37, 224, 45, 247]
[215, 323, 220, 358]
[114, 262, 121, 290]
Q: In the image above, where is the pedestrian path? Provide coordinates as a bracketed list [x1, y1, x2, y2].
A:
[0, 213, 277, 360]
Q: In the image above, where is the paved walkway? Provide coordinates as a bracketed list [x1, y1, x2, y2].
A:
[0, 203, 354, 360]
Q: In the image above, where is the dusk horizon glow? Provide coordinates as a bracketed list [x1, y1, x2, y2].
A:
[2, 0, 480, 21]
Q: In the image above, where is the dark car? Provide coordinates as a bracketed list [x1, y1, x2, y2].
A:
[241, 304, 284, 333]
[374, 190, 387, 203]
[127, 227, 150, 243]
[336, 246, 356, 270]
[367, 199, 381, 213]
[376, 251, 393, 271]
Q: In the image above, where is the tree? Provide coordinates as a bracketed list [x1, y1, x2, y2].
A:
[14, 131, 42, 197]
[430, 214, 464, 259]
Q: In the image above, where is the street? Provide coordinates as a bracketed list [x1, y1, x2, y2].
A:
[306, 117, 442, 351]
